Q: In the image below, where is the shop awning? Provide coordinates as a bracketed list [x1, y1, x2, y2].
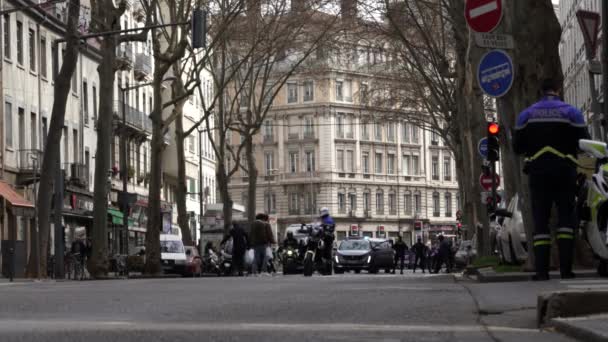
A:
[108, 208, 124, 225]
[0, 181, 34, 216]
[107, 208, 136, 226]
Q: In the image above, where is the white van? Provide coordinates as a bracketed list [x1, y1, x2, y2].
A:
[160, 234, 187, 274]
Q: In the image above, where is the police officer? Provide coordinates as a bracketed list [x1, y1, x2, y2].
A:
[513, 78, 589, 281]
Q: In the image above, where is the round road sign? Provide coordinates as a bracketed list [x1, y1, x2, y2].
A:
[479, 173, 500, 191]
[465, 0, 503, 33]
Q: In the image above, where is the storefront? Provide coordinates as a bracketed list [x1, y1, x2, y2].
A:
[0, 181, 34, 278]
[62, 188, 94, 246]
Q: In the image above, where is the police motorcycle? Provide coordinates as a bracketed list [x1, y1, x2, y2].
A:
[300, 223, 334, 277]
[281, 246, 300, 275]
[575, 139, 608, 276]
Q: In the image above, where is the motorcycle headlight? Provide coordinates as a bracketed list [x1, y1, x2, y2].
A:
[287, 250, 293, 256]
[335, 255, 339, 263]
[367, 255, 372, 264]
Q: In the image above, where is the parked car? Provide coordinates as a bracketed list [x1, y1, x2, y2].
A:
[184, 246, 202, 277]
[454, 240, 477, 268]
[334, 237, 395, 274]
[160, 234, 187, 274]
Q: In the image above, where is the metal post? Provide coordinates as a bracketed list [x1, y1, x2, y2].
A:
[198, 128, 204, 255]
[33, 157, 39, 278]
[54, 158, 64, 279]
[121, 88, 129, 258]
[603, 0, 608, 140]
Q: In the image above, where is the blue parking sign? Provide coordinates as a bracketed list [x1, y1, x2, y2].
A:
[478, 138, 488, 158]
[477, 49, 514, 98]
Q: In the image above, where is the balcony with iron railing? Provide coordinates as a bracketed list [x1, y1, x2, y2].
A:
[115, 101, 152, 134]
[16, 149, 43, 185]
[116, 44, 134, 70]
[134, 53, 152, 81]
[69, 163, 89, 188]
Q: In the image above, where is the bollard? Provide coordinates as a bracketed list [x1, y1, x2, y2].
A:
[9, 247, 14, 282]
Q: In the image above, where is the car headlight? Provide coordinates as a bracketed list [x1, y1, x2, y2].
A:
[335, 255, 339, 263]
[367, 255, 372, 264]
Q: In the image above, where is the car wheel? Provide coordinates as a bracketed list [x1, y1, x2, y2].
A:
[334, 268, 344, 274]
[354, 269, 361, 274]
[385, 269, 392, 274]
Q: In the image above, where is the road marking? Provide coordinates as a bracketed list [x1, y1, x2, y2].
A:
[470, 1, 498, 19]
[0, 320, 541, 334]
[560, 279, 608, 290]
[565, 284, 608, 289]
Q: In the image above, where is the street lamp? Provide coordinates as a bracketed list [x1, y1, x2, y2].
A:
[119, 76, 176, 255]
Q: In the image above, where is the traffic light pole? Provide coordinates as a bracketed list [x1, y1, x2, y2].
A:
[490, 161, 497, 211]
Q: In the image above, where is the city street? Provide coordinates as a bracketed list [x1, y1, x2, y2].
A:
[0, 273, 584, 342]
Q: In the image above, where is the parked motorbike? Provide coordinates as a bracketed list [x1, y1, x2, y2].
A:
[300, 224, 333, 277]
[576, 139, 608, 276]
[219, 250, 233, 276]
[202, 250, 221, 276]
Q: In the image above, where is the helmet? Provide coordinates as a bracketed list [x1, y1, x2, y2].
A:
[320, 207, 330, 217]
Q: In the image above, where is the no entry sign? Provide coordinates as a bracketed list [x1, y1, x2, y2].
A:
[479, 173, 500, 191]
[465, 0, 503, 33]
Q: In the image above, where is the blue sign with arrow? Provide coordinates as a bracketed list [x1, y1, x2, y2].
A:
[478, 138, 488, 159]
[477, 49, 514, 98]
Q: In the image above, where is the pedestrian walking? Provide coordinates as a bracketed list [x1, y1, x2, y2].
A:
[513, 78, 589, 281]
[433, 235, 451, 274]
[392, 236, 408, 274]
[221, 223, 249, 276]
[249, 213, 275, 275]
[412, 237, 426, 273]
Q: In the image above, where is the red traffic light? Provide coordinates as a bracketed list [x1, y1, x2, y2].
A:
[488, 122, 499, 135]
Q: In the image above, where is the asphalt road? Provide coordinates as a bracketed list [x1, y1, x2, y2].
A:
[0, 273, 579, 342]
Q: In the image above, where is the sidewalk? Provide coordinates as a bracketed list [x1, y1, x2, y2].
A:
[459, 275, 608, 341]
[552, 314, 608, 342]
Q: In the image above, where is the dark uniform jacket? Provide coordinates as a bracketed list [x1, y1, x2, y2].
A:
[513, 95, 589, 173]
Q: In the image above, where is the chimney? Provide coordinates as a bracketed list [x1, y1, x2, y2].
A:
[341, 0, 357, 20]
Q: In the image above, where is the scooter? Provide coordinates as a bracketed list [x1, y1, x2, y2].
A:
[576, 139, 608, 276]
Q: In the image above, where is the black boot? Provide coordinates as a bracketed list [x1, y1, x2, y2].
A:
[533, 244, 550, 281]
[558, 237, 575, 279]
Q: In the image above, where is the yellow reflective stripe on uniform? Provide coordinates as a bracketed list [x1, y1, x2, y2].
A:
[525, 146, 579, 165]
[557, 234, 574, 240]
[534, 240, 552, 246]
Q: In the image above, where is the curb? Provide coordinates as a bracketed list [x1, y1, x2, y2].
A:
[469, 269, 598, 283]
[538, 291, 608, 327]
[551, 317, 608, 342]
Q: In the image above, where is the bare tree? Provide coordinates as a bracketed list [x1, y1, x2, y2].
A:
[358, 0, 491, 253]
[88, 0, 157, 277]
[26, 0, 81, 278]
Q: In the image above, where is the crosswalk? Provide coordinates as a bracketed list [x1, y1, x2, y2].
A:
[560, 279, 608, 290]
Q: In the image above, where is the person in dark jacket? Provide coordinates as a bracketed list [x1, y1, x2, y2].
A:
[249, 213, 275, 275]
[433, 235, 452, 274]
[221, 223, 249, 276]
[513, 78, 590, 281]
[392, 236, 408, 274]
[412, 237, 426, 273]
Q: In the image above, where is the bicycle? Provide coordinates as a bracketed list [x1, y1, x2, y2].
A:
[65, 253, 84, 280]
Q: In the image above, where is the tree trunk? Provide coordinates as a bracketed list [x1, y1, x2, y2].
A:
[447, 0, 490, 252]
[245, 134, 257, 224]
[25, 0, 81, 278]
[174, 100, 194, 246]
[498, 0, 563, 270]
[217, 160, 233, 234]
[144, 72, 165, 275]
[88, 34, 118, 278]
